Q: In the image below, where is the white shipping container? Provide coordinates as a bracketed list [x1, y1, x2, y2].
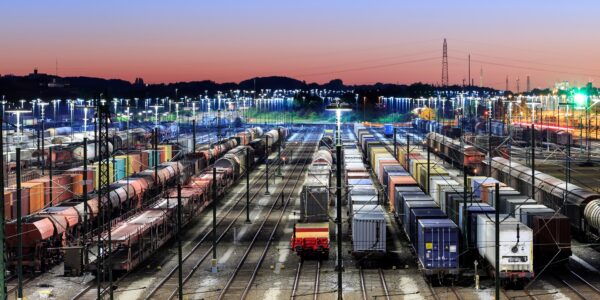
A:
[438, 186, 463, 213]
[304, 174, 330, 188]
[476, 215, 533, 274]
[430, 179, 459, 206]
[352, 205, 386, 252]
[513, 204, 550, 222]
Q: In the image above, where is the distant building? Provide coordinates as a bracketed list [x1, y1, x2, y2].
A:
[134, 77, 145, 86]
[554, 81, 570, 92]
[48, 78, 66, 88]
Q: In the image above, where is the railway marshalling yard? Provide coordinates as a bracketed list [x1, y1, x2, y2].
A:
[12, 124, 600, 300]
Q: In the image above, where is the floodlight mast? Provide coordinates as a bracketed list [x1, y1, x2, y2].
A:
[325, 98, 351, 300]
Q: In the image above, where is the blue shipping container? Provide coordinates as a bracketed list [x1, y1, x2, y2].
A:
[396, 194, 431, 222]
[384, 124, 394, 137]
[471, 177, 499, 199]
[348, 179, 373, 186]
[417, 219, 460, 274]
[458, 203, 494, 233]
[384, 171, 408, 189]
[114, 158, 126, 181]
[393, 187, 424, 219]
[466, 204, 496, 247]
[402, 200, 437, 235]
[409, 208, 447, 247]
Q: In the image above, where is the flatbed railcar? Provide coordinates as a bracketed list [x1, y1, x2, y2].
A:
[291, 223, 330, 258]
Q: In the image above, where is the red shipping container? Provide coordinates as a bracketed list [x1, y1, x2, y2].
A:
[3, 190, 12, 220]
[30, 175, 72, 206]
[139, 151, 149, 170]
[29, 177, 53, 206]
[65, 168, 95, 194]
[10, 186, 31, 218]
[532, 214, 572, 269]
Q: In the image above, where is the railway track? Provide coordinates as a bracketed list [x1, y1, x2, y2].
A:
[358, 268, 390, 300]
[290, 260, 321, 300]
[72, 133, 304, 300]
[145, 138, 309, 300]
[216, 134, 317, 299]
[556, 268, 600, 299]
[6, 276, 34, 297]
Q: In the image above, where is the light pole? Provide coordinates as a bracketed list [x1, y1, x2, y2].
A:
[325, 99, 351, 300]
[151, 105, 162, 128]
[6, 110, 30, 136]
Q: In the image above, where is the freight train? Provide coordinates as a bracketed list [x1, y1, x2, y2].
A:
[485, 157, 600, 241]
[413, 117, 578, 149]
[342, 127, 387, 265]
[414, 119, 600, 241]
[87, 126, 288, 275]
[291, 134, 332, 258]
[3, 126, 283, 273]
[426, 132, 486, 174]
[355, 123, 570, 285]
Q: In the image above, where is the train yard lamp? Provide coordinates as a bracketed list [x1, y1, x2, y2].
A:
[558, 102, 575, 183]
[581, 97, 600, 165]
[68, 100, 75, 139]
[52, 99, 61, 121]
[174, 102, 183, 146]
[7, 110, 30, 136]
[38, 102, 50, 175]
[77, 105, 95, 138]
[151, 105, 162, 128]
[326, 99, 352, 300]
[1, 98, 6, 120]
[0, 113, 4, 299]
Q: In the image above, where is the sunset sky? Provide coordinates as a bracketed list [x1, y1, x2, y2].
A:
[1, 0, 599, 90]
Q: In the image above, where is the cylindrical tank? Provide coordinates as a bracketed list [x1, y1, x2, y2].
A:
[214, 156, 240, 179]
[264, 129, 280, 148]
[584, 200, 600, 230]
[254, 127, 264, 138]
[73, 142, 114, 161]
[312, 150, 333, 166]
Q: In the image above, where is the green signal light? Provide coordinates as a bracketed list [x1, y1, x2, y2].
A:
[573, 93, 588, 108]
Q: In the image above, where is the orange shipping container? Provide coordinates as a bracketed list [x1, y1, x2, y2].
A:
[30, 175, 73, 205]
[65, 168, 95, 195]
[388, 175, 418, 212]
[21, 182, 45, 214]
[377, 161, 400, 184]
[29, 177, 53, 206]
[9, 187, 30, 218]
[53, 175, 73, 204]
[3, 190, 12, 219]
[479, 182, 507, 203]
[139, 151, 149, 170]
[68, 173, 84, 196]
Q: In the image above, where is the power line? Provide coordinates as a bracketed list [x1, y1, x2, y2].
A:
[293, 56, 439, 78]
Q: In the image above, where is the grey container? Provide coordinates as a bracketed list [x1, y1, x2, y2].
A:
[352, 205, 387, 253]
[301, 174, 330, 222]
[350, 194, 379, 214]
